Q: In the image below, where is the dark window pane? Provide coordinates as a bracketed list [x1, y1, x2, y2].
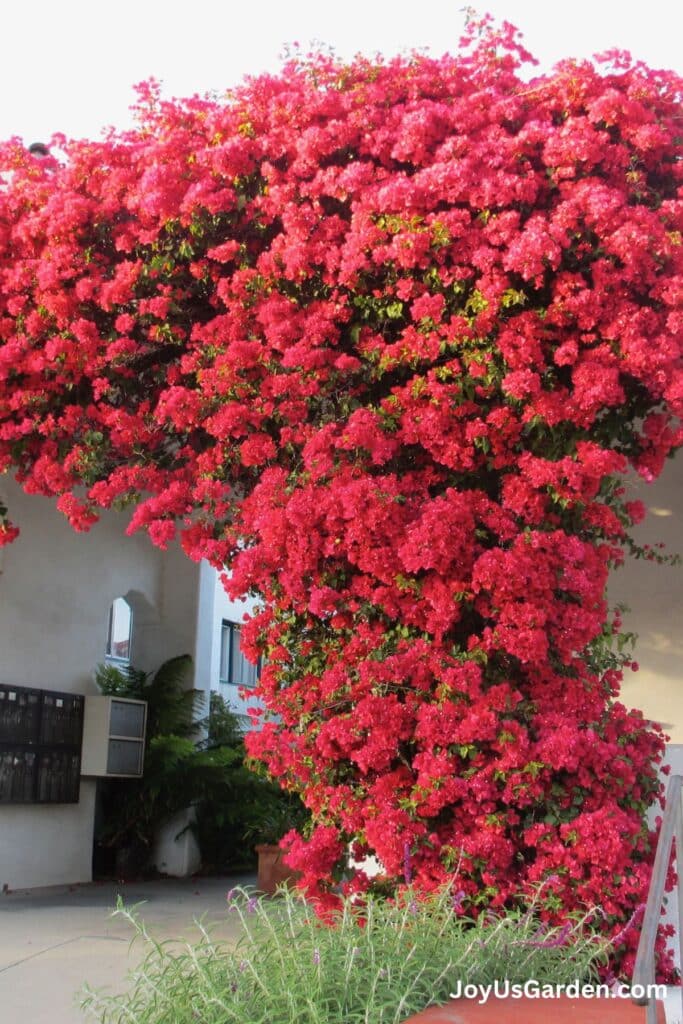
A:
[219, 622, 231, 683]
[220, 621, 260, 687]
[107, 739, 144, 775]
[110, 700, 145, 738]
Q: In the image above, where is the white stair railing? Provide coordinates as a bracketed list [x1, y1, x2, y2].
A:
[633, 774, 683, 1023]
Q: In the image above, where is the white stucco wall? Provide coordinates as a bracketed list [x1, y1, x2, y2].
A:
[206, 567, 262, 724]
[611, 455, 683, 742]
[0, 476, 202, 889]
[152, 808, 201, 878]
[0, 784, 97, 891]
[0, 479, 202, 690]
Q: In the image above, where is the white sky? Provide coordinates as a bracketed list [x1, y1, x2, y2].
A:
[3, 1, 682, 145]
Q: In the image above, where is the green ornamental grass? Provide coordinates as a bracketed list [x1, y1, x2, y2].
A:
[81, 883, 611, 1024]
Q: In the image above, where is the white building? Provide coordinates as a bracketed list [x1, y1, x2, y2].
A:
[0, 475, 259, 890]
[200, 569, 261, 722]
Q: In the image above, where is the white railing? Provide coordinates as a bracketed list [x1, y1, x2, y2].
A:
[633, 774, 683, 1023]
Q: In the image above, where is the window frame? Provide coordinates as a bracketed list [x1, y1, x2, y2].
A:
[219, 619, 261, 687]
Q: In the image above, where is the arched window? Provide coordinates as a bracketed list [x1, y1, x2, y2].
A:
[106, 597, 133, 663]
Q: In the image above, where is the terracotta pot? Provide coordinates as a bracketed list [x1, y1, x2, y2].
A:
[255, 843, 300, 894]
[400, 995, 666, 1023]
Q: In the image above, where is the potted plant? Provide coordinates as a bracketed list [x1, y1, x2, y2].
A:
[245, 795, 309, 894]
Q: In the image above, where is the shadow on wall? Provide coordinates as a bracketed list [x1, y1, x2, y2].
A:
[610, 454, 683, 740]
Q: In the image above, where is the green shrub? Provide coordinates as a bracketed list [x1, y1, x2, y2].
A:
[94, 660, 308, 876]
[81, 884, 610, 1023]
[94, 655, 212, 875]
[192, 693, 308, 870]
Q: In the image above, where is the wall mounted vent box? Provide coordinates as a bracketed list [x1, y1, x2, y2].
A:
[80, 695, 147, 778]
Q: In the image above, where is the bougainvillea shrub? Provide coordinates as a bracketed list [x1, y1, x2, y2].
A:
[0, 18, 681, 972]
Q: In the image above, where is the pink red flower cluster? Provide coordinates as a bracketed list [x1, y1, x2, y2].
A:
[0, 17, 681, 973]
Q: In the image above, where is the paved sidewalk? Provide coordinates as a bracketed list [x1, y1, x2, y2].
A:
[0, 873, 255, 1024]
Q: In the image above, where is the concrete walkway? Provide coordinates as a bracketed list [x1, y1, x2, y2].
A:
[0, 873, 255, 1024]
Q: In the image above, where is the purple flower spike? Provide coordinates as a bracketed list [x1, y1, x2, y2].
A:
[246, 896, 258, 914]
[313, 948, 321, 965]
[611, 903, 645, 947]
[525, 922, 572, 949]
[403, 841, 412, 885]
[452, 889, 466, 912]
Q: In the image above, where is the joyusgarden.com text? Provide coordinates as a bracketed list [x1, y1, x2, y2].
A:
[450, 980, 667, 1005]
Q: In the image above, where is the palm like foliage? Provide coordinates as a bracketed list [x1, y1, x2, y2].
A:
[96, 654, 200, 737]
[94, 656, 306, 875]
[95, 656, 237, 858]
